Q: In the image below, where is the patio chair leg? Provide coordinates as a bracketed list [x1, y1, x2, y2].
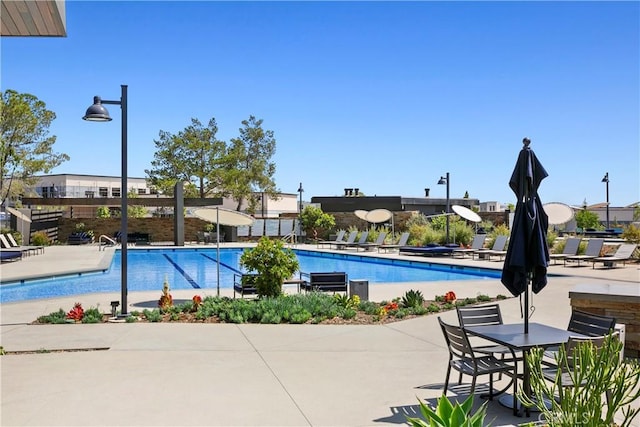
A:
[444, 365, 451, 395]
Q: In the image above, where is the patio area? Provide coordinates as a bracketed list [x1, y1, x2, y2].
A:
[1, 244, 638, 426]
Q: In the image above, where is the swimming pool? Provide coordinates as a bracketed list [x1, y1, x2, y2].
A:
[0, 248, 500, 303]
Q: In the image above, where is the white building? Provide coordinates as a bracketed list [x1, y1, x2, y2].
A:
[33, 174, 154, 199]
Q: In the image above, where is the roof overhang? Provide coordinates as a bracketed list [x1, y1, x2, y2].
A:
[1, 0, 66, 37]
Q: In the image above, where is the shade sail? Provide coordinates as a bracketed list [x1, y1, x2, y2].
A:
[365, 209, 392, 224]
[192, 208, 254, 226]
[543, 202, 574, 225]
[452, 205, 481, 223]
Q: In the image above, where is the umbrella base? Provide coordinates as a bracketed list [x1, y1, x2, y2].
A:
[498, 393, 552, 416]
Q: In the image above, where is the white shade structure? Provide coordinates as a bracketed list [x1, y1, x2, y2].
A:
[452, 205, 482, 223]
[354, 210, 369, 221]
[193, 207, 255, 296]
[543, 202, 574, 225]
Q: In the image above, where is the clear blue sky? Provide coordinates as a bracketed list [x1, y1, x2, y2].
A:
[2, 1, 638, 207]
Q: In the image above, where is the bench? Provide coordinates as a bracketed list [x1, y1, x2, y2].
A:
[299, 272, 348, 294]
[233, 273, 259, 298]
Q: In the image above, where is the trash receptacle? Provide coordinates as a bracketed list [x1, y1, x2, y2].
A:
[349, 279, 369, 301]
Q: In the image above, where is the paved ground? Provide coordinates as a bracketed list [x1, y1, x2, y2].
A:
[1, 244, 638, 426]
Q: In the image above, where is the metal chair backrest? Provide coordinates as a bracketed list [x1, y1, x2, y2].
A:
[396, 232, 410, 246]
[456, 304, 503, 328]
[563, 332, 621, 367]
[583, 239, 604, 257]
[469, 235, 486, 250]
[356, 231, 368, 244]
[438, 317, 474, 360]
[334, 230, 346, 242]
[562, 238, 581, 255]
[491, 235, 508, 251]
[567, 309, 616, 337]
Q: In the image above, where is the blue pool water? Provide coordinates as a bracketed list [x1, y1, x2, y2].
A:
[0, 248, 500, 303]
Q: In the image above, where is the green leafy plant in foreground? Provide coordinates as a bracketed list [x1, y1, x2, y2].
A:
[522, 334, 640, 427]
[406, 394, 488, 427]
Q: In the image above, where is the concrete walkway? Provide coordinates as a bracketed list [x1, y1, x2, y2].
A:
[1, 245, 638, 426]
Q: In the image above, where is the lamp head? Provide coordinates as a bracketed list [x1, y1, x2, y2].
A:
[601, 173, 609, 183]
[83, 96, 112, 122]
[438, 177, 447, 185]
[298, 182, 304, 193]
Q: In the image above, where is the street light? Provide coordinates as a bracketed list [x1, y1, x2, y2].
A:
[601, 172, 609, 229]
[297, 182, 304, 243]
[83, 85, 129, 317]
[437, 172, 450, 244]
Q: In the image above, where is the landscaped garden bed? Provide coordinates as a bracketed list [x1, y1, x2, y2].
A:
[34, 290, 509, 325]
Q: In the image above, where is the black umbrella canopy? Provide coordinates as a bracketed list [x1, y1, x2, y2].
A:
[501, 138, 550, 298]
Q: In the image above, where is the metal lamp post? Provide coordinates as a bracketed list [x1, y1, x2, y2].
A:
[297, 182, 304, 243]
[601, 172, 610, 229]
[437, 172, 450, 244]
[83, 85, 129, 317]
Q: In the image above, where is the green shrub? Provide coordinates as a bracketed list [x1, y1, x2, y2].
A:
[406, 394, 487, 427]
[427, 303, 441, 313]
[37, 309, 68, 324]
[143, 309, 162, 322]
[401, 289, 425, 308]
[81, 307, 103, 323]
[240, 237, 299, 298]
[622, 224, 640, 245]
[31, 231, 50, 246]
[523, 334, 640, 427]
[476, 294, 491, 302]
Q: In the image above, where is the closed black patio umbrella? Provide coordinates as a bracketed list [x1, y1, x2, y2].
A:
[501, 138, 550, 333]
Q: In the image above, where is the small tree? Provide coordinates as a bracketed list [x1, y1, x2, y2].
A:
[299, 205, 335, 240]
[575, 209, 602, 230]
[239, 237, 299, 298]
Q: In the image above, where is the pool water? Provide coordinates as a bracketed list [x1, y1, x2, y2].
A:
[0, 248, 500, 303]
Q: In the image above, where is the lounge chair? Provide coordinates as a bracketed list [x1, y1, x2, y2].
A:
[317, 230, 346, 248]
[378, 232, 409, 253]
[331, 231, 358, 249]
[0, 249, 23, 262]
[67, 232, 93, 245]
[564, 238, 604, 267]
[591, 243, 637, 269]
[4, 233, 44, 255]
[549, 237, 581, 265]
[343, 231, 369, 250]
[399, 243, 456, 256]
[452, 235, 486, 258]
[472, 235, 508, 260]
[357, 231, 387, 251]
[0, 234, 37, 257]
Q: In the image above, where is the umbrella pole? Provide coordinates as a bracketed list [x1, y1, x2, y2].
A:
[216, 207, 220, 297]
[524, 272, 531, 334]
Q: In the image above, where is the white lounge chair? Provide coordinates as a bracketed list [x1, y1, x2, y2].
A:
[591, 243, 637, 269]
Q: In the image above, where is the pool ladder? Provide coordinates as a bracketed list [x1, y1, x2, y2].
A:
[98, 235, 117, 251]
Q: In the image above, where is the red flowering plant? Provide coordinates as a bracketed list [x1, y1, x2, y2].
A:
[444, 291, 457, 303]
[192, 295, 203, 310]
[67, 302, 84, 321]
[384, 301, 399, 311]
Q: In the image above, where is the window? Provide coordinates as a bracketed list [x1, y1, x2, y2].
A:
[137, 188, 146, 195]
[112, 188, 121, 197]
[149, 188, 158, 195]
[85, 191, 95, 198]
[99, 187, 108, 197]
[41, 186, 50, 198]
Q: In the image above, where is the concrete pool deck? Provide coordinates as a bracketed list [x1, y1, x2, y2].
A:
[1, 244, 639, 426]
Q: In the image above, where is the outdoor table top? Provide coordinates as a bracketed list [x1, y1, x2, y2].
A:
[464, 322, 586, 351]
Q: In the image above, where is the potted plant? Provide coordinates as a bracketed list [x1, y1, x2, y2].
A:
[239, 236, 299, 298]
